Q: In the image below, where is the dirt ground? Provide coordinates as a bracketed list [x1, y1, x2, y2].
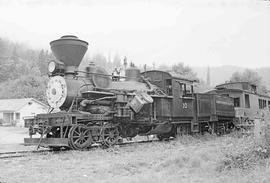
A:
[0, 126, 28, 144]
[0, 127, 36, 152]
[1, 127, 270, 183]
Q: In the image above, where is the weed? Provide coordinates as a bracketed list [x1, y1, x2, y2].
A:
[217, 135, 270, 171]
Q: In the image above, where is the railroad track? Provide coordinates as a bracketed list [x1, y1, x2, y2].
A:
[0, 149, 53, 159]
[119, 139, 160, 147]
[0, 139, 161, 159]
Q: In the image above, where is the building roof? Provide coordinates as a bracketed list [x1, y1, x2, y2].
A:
[0, 98, 48, 112]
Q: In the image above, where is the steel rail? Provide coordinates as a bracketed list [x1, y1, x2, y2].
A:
[0, 149, 53, 159]
[0, 139, 163, 159]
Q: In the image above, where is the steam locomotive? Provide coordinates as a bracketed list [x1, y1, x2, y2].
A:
[24, 35, 235, 150]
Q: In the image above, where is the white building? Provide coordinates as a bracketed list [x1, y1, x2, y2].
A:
[0, 98, 48, 127]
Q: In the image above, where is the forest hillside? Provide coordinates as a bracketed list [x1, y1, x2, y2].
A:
[0, 37, 269, 103]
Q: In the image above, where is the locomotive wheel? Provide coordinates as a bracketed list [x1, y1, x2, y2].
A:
[176, 125, 185, 136]
[207, 122, 215, 135]
[68, 124, 92, 150]
[101, 125, 120, 147]
[88, 126, 102, 143]
[157, 131, 174, 141]
[157, 134, 170, 141]
[175, 124, 190, 137]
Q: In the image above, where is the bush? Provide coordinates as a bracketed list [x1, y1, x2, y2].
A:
[217, 135, 270, 171]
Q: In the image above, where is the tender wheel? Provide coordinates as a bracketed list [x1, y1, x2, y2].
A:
[101, 125, 120, 147]
[175, 124, 191, 137]
[68, 124, 92, 150]
[176, 125, 185, 136]
[207, 122, 215, 134]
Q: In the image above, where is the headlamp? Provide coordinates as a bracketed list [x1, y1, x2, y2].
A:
[47, 60, 65, 74]
[48, 61, 56, 73]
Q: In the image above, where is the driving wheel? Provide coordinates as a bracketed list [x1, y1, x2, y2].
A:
[101, 125, 120, 147]
[68, 124, 92, 150]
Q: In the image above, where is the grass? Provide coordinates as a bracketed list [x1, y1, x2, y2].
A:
[217, 134, 270, 171]
[1, 133, 270, 183]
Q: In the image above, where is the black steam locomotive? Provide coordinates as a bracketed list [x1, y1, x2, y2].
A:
[24, 35, 235, 150]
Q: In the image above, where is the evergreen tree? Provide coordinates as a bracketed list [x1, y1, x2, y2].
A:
[112, 54, 121, 67]
[171, 62, 198, 80]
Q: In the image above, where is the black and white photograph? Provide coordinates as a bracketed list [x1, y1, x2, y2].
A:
[0, 0, 270, 182]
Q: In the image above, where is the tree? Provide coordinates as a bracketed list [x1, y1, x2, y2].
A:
[0, 74, 48, 102]
[91, 53, 107, 67]
[230, 69, 262, 84]
[123, 56, 127, 70]
[230, 71, 242, 82]
[0, 38, 8, 57]
[11, 45, 19, 62]
[230, 69, 267, 94]
[38, 49, 51, 75]
[194, 79, 212, 93]
[157, 62, 198, 80]
[0, 37, 54, 102]
[112, 54, 121, 67]
[171, 62, 198, 80]
[158, 64, 171, 72]
[90, 53, 125, 74]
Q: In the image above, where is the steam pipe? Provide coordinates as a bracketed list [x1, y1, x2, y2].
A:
[80, 96, 117, 107]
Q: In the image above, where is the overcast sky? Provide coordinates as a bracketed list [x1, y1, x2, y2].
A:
[0, 0, 269, 68]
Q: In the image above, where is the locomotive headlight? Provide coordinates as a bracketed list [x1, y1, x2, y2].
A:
[48, 60, 65, 74]
[48, 61, 56, 73]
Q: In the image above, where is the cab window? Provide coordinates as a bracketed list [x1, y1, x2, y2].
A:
[165, 79, 172, 95]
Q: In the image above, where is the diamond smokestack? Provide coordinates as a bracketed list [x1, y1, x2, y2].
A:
[50, 35, 88, 73]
